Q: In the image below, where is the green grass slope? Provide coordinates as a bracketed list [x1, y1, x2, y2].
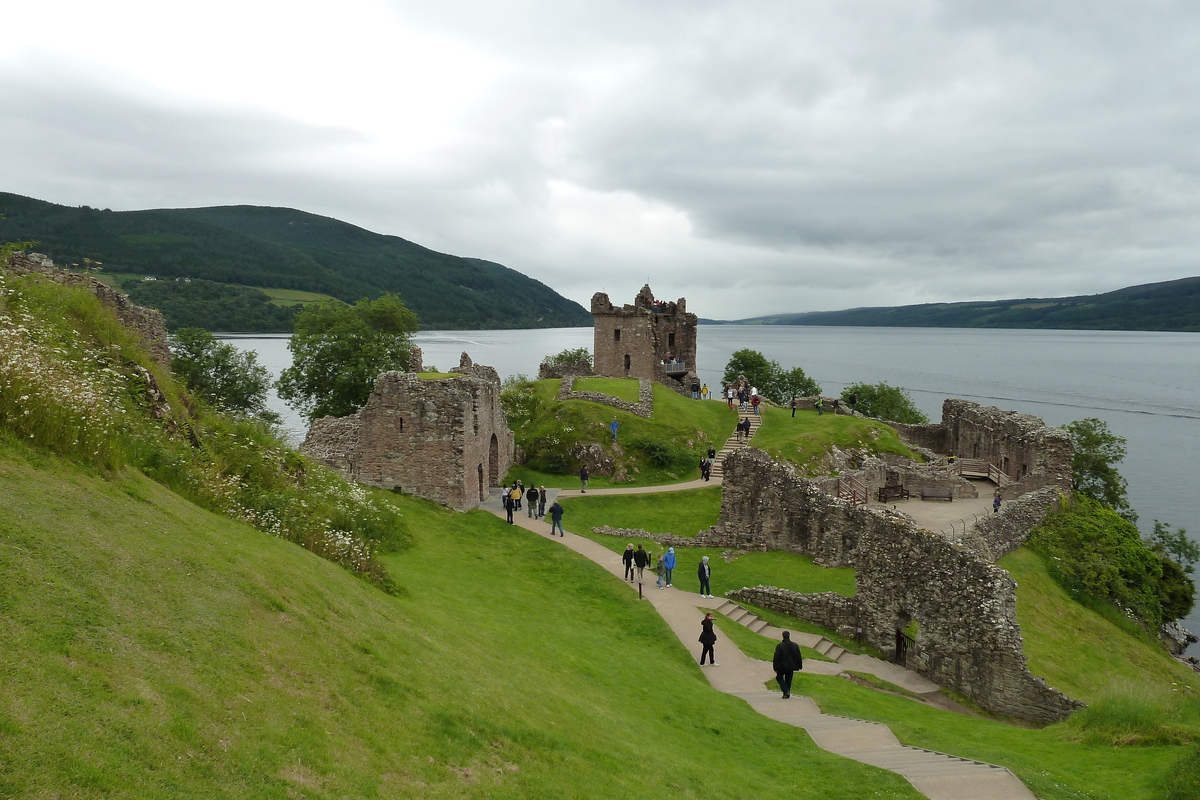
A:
[0, 192, 591, 331]
[0, 443, 922, 799]
[752, 404, 918, 476]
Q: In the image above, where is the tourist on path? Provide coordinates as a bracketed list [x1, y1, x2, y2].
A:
[537, 485, 547, 519]
[699, 612, 718, 666]
[503, 490, 514, 524]
[701, 382, 709, 400]
[526, 485, 539, 518]
[751, 393, 761, 416]
[610, 419, 619, 442]
[815, 396, 824, 416]
[993, 491, 1002, 514]
[655, 553, 666, 589]
[580, 464, 589, 493]
[634, 544, 648, 583]
[848, 392, 858, 414]
[691, 378, 701, 399]
[707, 444, 716, 460]
[510, 482, 523, 511]
[698, 555, 712, 598]
[699, 457, 711, 482]
[663, 546, 677, 587]
[790, 396, 797, 417]
[726, 385, 735, 408]
[773, 631, 804, 699]
[548, 500, 565, 536]
[622, 543, 636, 582]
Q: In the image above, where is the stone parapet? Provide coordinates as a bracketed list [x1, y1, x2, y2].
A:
[538, 359, 592, 380]
[727, 587, 860, 633]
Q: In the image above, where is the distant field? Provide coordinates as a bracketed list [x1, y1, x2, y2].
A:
[260, 286, 337, 306]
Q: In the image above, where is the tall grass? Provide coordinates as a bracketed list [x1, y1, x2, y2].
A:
[1062, 683, 1200, 746]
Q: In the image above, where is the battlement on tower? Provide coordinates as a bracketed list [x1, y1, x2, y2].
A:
[590, 285, 698, 393]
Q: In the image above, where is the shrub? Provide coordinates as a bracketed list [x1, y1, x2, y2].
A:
[840, 382, 929, 424]
[543, 347, 592, 369]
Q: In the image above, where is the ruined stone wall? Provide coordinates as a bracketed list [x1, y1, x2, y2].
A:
[715, 447, 1083, 722]
[301, 353, 514, 511]
[967, 487, 1064, 560]
[538, 359, 593, 380]
[557, 377, 654, 418]
[3, 252, 172, 369]
[591, 284, 698, 394]
[888, 421, 948, 452]
[729, 587, 860, 637]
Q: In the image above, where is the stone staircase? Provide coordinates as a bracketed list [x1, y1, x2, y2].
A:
[713, 599, 847, 662]
[708, 411, 762, 481]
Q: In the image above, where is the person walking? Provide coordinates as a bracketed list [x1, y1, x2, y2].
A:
[655, 553, 666, 589]
[548, 500, 565, 536]
[848, 391, 858, 415]
[663, 546, 676, 587]
[698, 555, 712, 598]
[790, 396, 797, 418]
[707, 444, 716, 460]
[690, 378, 701, 399]
[622, 543, 636, 582]
[503, 490, 514, 524]
[699, 457, 711, 482]
[751, 393, 760, 416]
[701, 382, 709, 400]
[993, 490, 1002, 514]
[610, 419, 619, 442]
[537, 485, 547, 519]
[726, 385, 734, 409]
[579, 464, 589, 493]
[525, 484, 539, 518]
[509, 482, 523, 512]
[773, 631, 804, 699]
[634, 544, 648, 583]
[699, 612, 718, 666]
[815, 396, 824, 416]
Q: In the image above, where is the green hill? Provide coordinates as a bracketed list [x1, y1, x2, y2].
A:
[733, 276, 1200, 332]
[0, 192, 591, 331]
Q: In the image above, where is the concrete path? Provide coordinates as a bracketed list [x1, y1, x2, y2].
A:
[484, 497, 1036, 800]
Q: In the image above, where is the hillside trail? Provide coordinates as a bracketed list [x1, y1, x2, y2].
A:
[489, 405, 1035, 799]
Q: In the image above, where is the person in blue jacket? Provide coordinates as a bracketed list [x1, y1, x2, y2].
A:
[663, 546, 677, 587]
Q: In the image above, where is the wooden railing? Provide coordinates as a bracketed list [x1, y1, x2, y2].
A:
[837, 474, 869, 505]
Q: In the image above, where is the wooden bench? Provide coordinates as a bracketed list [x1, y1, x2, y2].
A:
[877, 485, 910, 502]
[920, 487, 954, 502]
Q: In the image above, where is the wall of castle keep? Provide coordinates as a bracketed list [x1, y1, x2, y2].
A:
[3, 252, 172, 369]
[716, 447, 1082, 722]
[301, 353, 514, 511]
[591, 284, 698, 393]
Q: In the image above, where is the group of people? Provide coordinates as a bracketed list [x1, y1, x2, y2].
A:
[503, 480, 567, 532]
[698, 444, 716, 481]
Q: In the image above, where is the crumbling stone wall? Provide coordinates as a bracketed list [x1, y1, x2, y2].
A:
[3, 252, 171, 369]
[715, 447, 1082, 723]
[538, 359, 592, 380]
[731, 587, 860, 638]
[557, 377, 654, 418]
[591, 284, 698, 395]
[966, 487, 1064, 560]
[892, 399, 1072, 493]
[301, 352, 514, 511]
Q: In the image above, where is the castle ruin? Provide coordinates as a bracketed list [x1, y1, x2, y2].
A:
[591, 284, 698, 394]
[301, 353, 514, 511]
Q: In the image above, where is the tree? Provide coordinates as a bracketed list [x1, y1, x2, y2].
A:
[1065, 418, 1136, 523]
[277, 294, 418, 421]
[170, 328, 278, 423]
[776, 366, 821, 401]
[1149, 520, 1199, 575]
[542, 347, 592, 369]
[723, 349, 777, 393]
[841, 382, 929, 424]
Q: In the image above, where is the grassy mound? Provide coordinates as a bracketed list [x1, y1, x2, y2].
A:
[753, 404, 918, 476]
[503, 379, 736, 487]
[0, 445, 923, 799]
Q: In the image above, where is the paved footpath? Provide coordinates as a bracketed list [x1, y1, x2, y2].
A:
[485, 493, 1036, 800]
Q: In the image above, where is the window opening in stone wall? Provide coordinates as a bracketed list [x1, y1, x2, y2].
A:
[478, 464, 485, 501]
[489, 434, 499, 487]
[399, 418, 403, 431]
[614, 328, 621, 342]
[668, 332, 675, 348]
[624, 354, 631, 371]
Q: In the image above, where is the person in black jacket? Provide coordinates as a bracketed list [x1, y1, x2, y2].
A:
[698, 555, 712, 598]
[698, 612, 717, 666]
[633, 544, 649, 583]
[525, 485, 539, 518]
[622, 543, 635, 582]
[773, 631, 803, 699]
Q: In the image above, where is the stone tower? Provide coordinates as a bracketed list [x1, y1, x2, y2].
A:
[591, 284, 698, 393]
[300, 353, 514, 511]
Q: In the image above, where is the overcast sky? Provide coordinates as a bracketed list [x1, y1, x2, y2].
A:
[3, 1, 1199, 319]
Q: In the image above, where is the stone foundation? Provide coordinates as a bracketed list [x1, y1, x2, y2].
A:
[557, 376, 654, 418]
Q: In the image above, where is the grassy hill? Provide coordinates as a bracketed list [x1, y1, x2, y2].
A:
[732, 276, 1200, 332]
[0, 192, 591, 331]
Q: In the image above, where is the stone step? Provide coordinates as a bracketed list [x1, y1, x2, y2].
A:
[747, 618, 771, 634]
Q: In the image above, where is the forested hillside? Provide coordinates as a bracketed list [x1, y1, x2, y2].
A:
[733, 277, 1200, 332]
[0, 192, 591, 331]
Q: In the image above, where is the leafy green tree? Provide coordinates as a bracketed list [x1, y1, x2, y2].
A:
[1066, 418, 1136, 523]
[542, 347, 592, 369]
[277, 294, 418, 422]
[723, 349, 777, 392]
[840, 382, 929, 424]
[776, 366, 821, 401]
[171, 328, 278, 422]
[1149, 521, 1199, 575]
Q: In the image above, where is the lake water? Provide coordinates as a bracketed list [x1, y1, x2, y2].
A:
[221, 325, 1200, 646]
